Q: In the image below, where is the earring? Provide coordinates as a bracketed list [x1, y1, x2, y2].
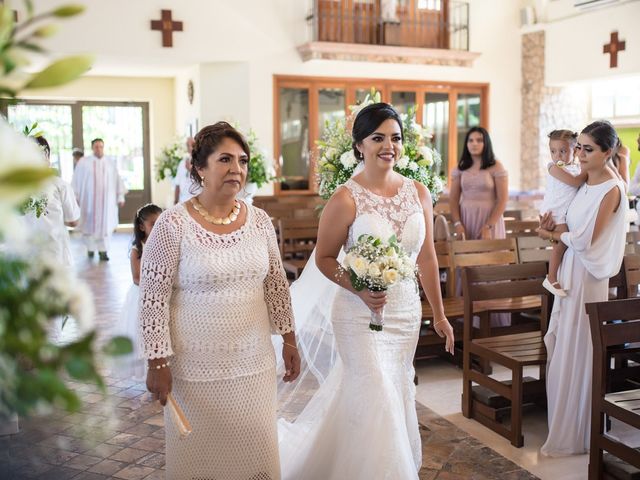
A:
[200, 176, 205, 186]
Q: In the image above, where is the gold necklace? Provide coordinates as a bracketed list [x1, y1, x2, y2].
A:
[191, 197, 241, 225]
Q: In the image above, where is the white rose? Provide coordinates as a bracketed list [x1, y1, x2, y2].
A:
[368, 263, 382, 278]
[325, 147, 337, 159]
[340, 150, 358, 169]
[396, 156, 409, 169]
[343, 252, 355, 269]
[419, 146, 434, 166]
[408, 162, 418, 172]
[164, 167, 172, 177]
[351, 257, 369, 278]
[68, 281, 95, 334]
[383, 268, 399, 285]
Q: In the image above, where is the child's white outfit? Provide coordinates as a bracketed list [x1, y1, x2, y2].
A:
[112, 244, 145, 381]
[540, 162, 582, 224]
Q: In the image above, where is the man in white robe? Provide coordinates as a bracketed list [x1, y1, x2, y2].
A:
[71, 138, 127, 261]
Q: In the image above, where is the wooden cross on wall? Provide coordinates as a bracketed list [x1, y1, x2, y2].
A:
[151, 9, 183, 48]
[603, 31, 626, 69]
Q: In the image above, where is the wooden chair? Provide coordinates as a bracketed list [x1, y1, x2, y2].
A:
[505, 220, 539, 238]
[461, 262, 552, 447]
[503, 209, 523, 221]
[277, 217, 319, 280]
[624, 253, 640, 298]
[516, 236, 553, 264]
[625, 231, 640, 254]
[587, 298, 640, 479]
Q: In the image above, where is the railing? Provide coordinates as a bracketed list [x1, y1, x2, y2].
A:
[309, 0, 469, 51]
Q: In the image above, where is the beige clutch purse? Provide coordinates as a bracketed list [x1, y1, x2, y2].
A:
[167, 393, 192, 437]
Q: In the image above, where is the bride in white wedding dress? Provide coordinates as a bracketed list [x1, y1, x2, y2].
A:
[278, 103, 454, 480]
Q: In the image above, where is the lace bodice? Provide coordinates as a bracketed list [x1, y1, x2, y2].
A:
[139, 203, 294, 380]
[343, 177, 426, 258]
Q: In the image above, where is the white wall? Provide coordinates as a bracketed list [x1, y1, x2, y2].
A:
[544, 1, 640, 85]
[29, 0, 524, 189]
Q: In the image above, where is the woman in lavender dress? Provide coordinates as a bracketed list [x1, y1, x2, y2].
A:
[449, 127, 508, 241]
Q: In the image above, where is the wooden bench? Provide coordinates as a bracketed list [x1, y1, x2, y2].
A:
[505, 220, 539, 238]
[277, 217, 319, 280]
[587, 298, 640, 479]
[462, 262, 552, 447]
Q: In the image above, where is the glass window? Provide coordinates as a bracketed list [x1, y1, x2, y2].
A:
[318, 88, 346, 139]
[391, 91, 417, 115]
[7, 104, 73, 182]
[423, 92, 449, 176]
[82, 105, 145, 191]
[279, 88, 310, 191]
[456, 93, 481, 165]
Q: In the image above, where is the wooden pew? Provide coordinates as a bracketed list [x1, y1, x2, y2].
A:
[462, 262, 552, 447]
[587, 298, 640, 479]
[516, 236, 553, 263]
[505, 220, 539, 238]
[277, 217, 319, 280]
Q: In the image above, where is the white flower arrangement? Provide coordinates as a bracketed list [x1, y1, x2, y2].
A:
[244, 129, 280, 188]
[342, 233, 416, 331]
[156, 138, 187, 182]
[316, 89, 444, 201]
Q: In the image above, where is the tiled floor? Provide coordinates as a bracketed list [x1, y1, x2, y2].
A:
[1, 232, 540, 479]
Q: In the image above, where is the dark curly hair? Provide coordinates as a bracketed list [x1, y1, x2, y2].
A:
[190, 122, 250, 191]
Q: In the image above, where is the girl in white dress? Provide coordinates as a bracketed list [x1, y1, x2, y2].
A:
[540, 130, 584, 297]
[279, 103, 454, 480]
[537, 120, 628, 456]
[112, 203, 162, 380]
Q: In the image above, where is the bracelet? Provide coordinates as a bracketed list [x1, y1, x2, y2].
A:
[484, 224, 494, 230]
[284, 342, 298, 350]
[150, 361, 171, 370]
[434, 318, 448, 326]
[453, 221, 462, 227]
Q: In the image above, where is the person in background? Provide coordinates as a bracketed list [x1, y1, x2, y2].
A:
[174, 137, 200, 204]
[72, 147, 83, 169]
[25, 135, 80, 269]
[71, 138, 127, 261]
[449, 126, 508, 241]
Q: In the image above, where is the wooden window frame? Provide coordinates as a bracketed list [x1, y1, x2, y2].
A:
[274, 75, 489, 195]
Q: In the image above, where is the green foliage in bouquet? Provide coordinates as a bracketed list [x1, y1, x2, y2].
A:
[316, 89, 445, 201]
[156, 138, 186, 182]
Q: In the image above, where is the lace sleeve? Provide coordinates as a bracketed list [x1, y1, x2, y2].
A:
[256, 208, 295, 335]
[139, 209, 182, 359]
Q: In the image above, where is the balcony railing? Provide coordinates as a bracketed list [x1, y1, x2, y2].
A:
[309, 0, 469, 51]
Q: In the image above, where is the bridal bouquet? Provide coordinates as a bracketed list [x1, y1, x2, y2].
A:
[342, 234, 416, 331]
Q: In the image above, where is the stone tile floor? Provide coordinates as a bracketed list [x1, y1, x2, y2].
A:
[0, 233, 538, 479]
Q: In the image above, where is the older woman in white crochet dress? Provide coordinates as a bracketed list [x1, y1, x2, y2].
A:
[139, 122, 300, 480]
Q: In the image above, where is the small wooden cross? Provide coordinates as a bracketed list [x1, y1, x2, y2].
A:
[150, 9, 183, 48]
[603, 31, 626, 69]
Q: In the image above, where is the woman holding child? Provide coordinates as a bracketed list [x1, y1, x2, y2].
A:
[537, 120, 627, 456]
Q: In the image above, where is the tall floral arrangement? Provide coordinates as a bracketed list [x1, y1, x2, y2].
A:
[0, 1, 131, 419]
[245, 129, 279, 188]
[316, 89, 444, 201]
[155, 138, 187, 182]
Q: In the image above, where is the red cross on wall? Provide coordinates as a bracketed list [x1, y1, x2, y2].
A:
[151, 9, 183, 48]
[603, 31, 626, 69]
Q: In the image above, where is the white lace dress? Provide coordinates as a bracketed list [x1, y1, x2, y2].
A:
[139, 202, 294, 480]
[280, 177, 426, 480]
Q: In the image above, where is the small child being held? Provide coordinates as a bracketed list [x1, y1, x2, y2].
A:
[112, 203, 162, 380]
[540, 130, 585, 297]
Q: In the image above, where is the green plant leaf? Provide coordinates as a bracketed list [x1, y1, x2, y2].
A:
[51, 4, 85, 17]
[25, 55, 93, 89]
[0, 166, 54, 185]
[33, 25, 59, 38]
[102, 336, 133, 356]
[65, 356, 93, 379]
